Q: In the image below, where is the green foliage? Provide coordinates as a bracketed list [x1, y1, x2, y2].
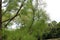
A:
[57, 22, 60, 28]
[2, 12, 11, 21]
[2, 0, 57, 40]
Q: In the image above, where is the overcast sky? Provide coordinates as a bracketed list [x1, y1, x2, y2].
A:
[46, 0, 60, 22]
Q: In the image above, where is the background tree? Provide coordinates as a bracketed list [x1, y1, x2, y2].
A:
[42, 21, 60, 39]
[2, 0, 59, 40]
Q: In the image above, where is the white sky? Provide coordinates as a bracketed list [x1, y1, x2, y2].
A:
[46, 0, 60, 22]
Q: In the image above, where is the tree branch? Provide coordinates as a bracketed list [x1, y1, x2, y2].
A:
[4, 0, 26, 28]
[29, 0, 38, 34]
[29, 8, 35, 34]
[29, 8, 35, 29]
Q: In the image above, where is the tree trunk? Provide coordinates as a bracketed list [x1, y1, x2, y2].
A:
[0, 0, 2, 40]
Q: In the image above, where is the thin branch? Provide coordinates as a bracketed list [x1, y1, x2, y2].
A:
[4, 0, 26, 28]
[29, 0, 39, 29]
[2, 14, 21, 23]
[29, 0, 38, 34]
[29, 8, 35, 29]
[29, 8, 35, 34]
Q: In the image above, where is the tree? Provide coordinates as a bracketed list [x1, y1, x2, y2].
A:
[0, 0, 2, 40]
[51, 21, 57, 27]
[2, 0, 49, 40]
[57, 22, 60, 28]
[42, 21, 60, 39]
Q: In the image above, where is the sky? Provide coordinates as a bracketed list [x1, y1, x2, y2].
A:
[46, 0, 60, 22]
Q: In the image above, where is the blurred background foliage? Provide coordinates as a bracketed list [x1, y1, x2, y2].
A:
[2, 0, 60, 40]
